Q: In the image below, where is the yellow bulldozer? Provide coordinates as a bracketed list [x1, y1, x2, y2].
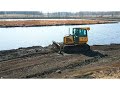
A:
[63, 27, 90, 53]
[53, 27, 90, 53]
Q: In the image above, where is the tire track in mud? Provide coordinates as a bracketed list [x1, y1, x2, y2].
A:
[67, 56, 120, 78]
[25, 56, 104, 78]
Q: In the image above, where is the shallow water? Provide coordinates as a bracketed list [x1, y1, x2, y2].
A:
[0, 22, 120, 50]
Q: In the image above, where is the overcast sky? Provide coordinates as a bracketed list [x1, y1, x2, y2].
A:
[0, 0, 120, 12]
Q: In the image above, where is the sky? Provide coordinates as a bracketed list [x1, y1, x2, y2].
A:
[0, 0, 120, 12]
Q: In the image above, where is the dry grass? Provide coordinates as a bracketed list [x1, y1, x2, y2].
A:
[0, 20, 112, 27]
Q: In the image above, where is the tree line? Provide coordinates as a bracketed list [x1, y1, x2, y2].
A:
[0, 11, 120, 18]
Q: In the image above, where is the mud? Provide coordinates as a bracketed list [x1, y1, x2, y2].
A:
[0, 43, 120, 78]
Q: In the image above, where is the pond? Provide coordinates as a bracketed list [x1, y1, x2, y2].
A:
[0, 22, 120, 50]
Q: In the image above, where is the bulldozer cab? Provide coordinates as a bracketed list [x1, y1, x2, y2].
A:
[72, 27, 90, 44]
[63, 27, 90, 45]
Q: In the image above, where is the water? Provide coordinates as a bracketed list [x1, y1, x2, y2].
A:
[0, 22, 120, 51]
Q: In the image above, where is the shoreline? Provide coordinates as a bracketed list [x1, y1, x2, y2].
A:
[0, 43, 120, 61]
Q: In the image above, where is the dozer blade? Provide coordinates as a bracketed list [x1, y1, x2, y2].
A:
[63, 44, 90, 53]
[53, 41, 61, 49]
[52, 41, 63, 54]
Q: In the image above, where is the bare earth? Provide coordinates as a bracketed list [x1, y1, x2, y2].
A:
[0, 44, 120, 79]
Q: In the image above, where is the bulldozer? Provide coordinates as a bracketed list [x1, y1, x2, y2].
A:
[63, 27, 90, 53]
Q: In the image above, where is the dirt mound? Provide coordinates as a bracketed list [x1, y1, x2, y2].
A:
[0, 45, 55, 61]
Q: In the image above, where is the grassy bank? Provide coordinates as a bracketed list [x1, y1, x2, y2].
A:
[0, 19, 117, 27]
